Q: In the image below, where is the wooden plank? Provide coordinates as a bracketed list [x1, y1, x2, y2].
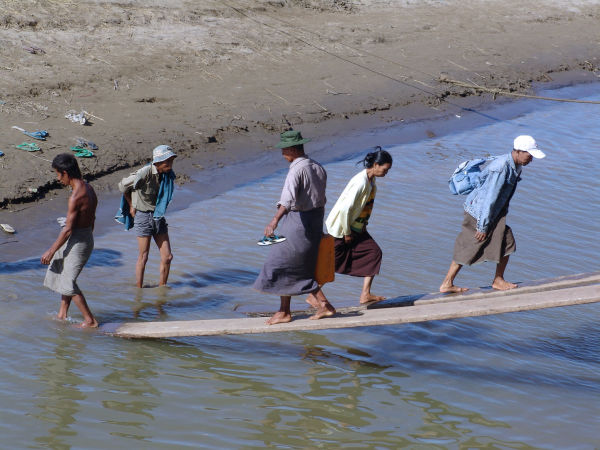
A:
[245, 271, 600, 317]
[101, 280, 600, 338]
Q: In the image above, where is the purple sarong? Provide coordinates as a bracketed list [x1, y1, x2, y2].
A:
[253, 208, 324, 296]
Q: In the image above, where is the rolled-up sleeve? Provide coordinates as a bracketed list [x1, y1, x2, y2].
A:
[118, 172, 136, 194]
[278, 170, 299, 211]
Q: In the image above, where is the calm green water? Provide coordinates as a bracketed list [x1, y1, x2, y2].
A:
[1, 84, 599, 448]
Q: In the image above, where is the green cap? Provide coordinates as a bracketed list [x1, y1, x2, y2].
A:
[275, 130, 311, 149]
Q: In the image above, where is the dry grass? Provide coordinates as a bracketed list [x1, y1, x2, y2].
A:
[1, 0, 78, 29]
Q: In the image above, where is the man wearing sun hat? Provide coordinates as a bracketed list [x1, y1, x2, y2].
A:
[118, 145, 177, 287]
[440, 135, 546, 293]
[253, 130, 336, 324]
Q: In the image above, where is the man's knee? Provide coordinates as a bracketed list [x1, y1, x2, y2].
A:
[138, 251, 150, 264]
[162, 252, 173, 265]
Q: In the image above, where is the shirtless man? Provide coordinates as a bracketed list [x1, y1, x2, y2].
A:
[42, 153, 98, 328]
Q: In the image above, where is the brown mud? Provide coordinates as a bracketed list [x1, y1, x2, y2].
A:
[0, 0, 599, 259]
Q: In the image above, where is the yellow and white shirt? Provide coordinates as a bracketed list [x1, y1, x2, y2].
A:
[325, 169, 377, 238]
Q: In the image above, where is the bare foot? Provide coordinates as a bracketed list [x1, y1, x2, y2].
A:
[359, 294, 386, 304]
[305, 294, 320, 309]
[310, 303, 336, 320]
[266, 312, 292, 325]
[492, 279, 518, 290]
[76, 319, 99, 329]
[439, 283, 469, 293]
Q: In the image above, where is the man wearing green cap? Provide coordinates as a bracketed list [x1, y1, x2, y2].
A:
[253, 130, 336, 324]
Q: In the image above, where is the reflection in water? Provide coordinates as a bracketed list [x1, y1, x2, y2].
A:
[13, 306, 599, 447]
[32, 332, 87, 448]
[116, 287, 242, 321]
[31, 328, 164, 445]
[132, 286, 168, 320]
[215, 333, 530, 448]
[100, 341, 162, 440]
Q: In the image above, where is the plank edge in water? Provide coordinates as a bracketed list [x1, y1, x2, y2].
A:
[101, 277, 600, 338]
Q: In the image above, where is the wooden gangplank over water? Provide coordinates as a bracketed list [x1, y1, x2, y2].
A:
[100, 272, 600, 339]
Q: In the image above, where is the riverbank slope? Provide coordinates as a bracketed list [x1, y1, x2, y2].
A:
[1, 0, 599, 207]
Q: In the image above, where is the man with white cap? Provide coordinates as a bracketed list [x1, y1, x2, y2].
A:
[440, 135, 546, 293]
[118, 145, 177, 287]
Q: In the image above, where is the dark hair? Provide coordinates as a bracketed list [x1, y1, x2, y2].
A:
[283, 144, 305, 153]
[358, 146, 393, 168]
[52, 153, 82, 179]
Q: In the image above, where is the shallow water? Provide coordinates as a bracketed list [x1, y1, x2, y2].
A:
[1, 84, 599, 448]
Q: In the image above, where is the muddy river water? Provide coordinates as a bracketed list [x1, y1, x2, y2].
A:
[0, 84, 598, 448]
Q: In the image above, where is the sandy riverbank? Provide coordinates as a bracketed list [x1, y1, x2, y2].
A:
[1, 0, 599, 205]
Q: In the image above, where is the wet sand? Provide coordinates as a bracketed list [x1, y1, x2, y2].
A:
[1, 0, 599, 259]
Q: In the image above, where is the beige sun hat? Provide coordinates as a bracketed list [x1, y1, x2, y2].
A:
[152, 145, 177, 164]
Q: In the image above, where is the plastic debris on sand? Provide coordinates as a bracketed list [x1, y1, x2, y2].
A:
[0, 224, 15, 234]
[12, 126, 49, 140]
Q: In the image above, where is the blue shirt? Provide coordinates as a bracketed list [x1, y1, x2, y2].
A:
[464, 153, 522, 233]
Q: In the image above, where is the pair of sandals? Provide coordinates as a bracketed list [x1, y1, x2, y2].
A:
[75, 138, 98, 150]
[16, 142, 41, 152]
[257, 235, 286, 246]
[16, 142, 93, 158]
[71, 138, 96, 158]
[70, 146, 94, 158]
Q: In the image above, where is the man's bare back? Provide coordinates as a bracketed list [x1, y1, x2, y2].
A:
[70, 179, 97, 229]
[41, 178, 96, 265]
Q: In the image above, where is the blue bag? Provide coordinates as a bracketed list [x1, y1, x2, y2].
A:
[448, 157, 495, 195]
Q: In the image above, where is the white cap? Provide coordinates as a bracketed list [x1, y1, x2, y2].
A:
[513, 135, 546, 159]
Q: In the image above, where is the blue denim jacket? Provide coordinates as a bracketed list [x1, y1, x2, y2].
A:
[464, 153, 521, 233]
